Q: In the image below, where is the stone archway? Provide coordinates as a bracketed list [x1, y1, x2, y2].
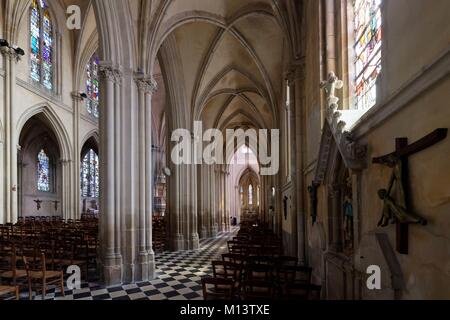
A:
[18, 113, 64, 219]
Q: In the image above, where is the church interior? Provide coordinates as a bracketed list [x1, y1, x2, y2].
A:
[0, 0, 449, 301]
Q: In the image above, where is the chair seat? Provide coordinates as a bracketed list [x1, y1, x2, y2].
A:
[0, 269, 28, 279]
[0, 285, 18, 295]
[29, 270, 62, 279]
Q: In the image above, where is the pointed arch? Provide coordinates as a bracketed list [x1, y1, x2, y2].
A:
[16, 103, 72, 161]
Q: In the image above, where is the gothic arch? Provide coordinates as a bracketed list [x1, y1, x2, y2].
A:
[3, 0, 67, 44]
[16, 103, 72, 162]
[80, 130, 100, 154]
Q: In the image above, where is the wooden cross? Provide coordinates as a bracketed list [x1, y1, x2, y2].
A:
[373, 128, 448, 254]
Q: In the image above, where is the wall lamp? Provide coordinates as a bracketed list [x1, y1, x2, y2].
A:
[0, 39, 9, 48]
[0, 39, 25, 58]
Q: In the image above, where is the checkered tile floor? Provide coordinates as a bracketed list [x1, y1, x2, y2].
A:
[27, 228, 238, 300]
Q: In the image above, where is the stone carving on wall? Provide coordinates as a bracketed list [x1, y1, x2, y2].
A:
[315, 72, 368, 183]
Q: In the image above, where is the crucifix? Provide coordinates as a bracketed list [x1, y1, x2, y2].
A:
[372, 128, 448, 254]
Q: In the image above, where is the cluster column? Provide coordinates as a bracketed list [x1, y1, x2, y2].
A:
[135, 75, 157, 281]
[1, 47, 21, 224]
[98, 65, 123, 284]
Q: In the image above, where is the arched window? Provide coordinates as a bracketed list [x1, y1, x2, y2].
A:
[81, 149, 99, 198]
[30, 0, 53, 91]
[240, 186, 244, 206]
[86, 54, 100, 118]
[37, 149, 51, 192]
[353, 0, 382, 110]
[248, 184, 253, 206]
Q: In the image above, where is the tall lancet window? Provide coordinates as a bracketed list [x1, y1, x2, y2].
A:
[81, 149, 99, 198]
[86, 54, 100, 118]
[249, 184, 254, 206]
[354, 0, 382, 110]
[30, 0, 53, 91]
[240, 186, 244, 206]
[37, 149, 51, 192]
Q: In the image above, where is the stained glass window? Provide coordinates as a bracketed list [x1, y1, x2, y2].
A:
[81, 149, 99, 198]
[86, 54, 100, 118]
[30, 0, 53, 90]
[37, 149, 50, 192]
[249, 184, 253, 206]
[354, 0, 382, 110]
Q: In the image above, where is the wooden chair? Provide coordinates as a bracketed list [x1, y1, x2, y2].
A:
[245, 263, 273, 283]
[202, 277, 234, 301]
[0, 285, 19, 300]
[276, 256, 298, 267]
[222, 253, 246, 266]
[277, 265, 312, 284]
[284, 283, 322, 300]
[22, 253, 65, 300]
[0, 245, 28, 286]
[241, 280, 274, 300]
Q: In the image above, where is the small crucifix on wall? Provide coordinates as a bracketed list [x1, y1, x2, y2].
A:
[372, 128, 448, 254]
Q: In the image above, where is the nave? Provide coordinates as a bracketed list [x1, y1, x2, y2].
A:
[0, 0, 449, 301]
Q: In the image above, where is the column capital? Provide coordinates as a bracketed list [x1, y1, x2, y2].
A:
[99, 65, 122, 83]
[134, 73, 158, 94]
[285, 56, 306, 84]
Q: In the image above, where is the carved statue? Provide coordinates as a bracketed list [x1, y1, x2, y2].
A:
[343, 195, 353, 243]
[377, 156, 427, 227]
[308, 182, 320, 225]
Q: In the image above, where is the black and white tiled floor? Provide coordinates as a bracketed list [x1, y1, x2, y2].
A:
[30, 228, 238, 300]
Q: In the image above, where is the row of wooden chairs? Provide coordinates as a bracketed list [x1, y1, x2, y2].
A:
[203, 224, 322, 300]
[0, 219, 98, 300]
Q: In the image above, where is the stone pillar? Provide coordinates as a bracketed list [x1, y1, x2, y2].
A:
[99, 65, 122, 285]
[1, 47, 21, 223]
[200, 165, 208, 239]
[135, 76, 157, 280]
[290, 58, 307, 264]
[224, 168, 231, 232]
[209, 165, 218, 237]
[189, 142, 200, 249]
[71, 92, 84, 219]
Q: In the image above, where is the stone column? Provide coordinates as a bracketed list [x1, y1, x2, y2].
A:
[290, 58, 307, 264]
[99, 65, 122, 285]
[224, 168, 231, 231]
[189, 139, 200, 249]
[1, 47, 21, 223]
[71, 92, 84, 219]
[200, 164, 208, 239]
[209, 165, 218, 237]
[135, 75, 157, 280]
